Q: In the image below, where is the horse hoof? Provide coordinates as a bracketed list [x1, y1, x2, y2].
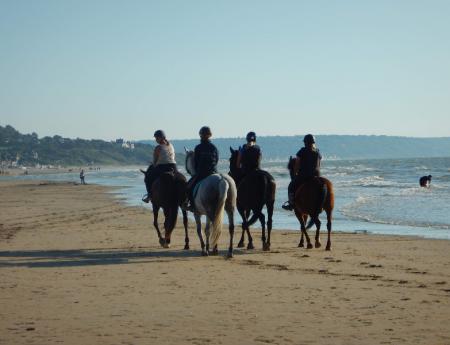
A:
[315, 242, 321, 248]
[263, 244, 270, 251]
[226, 252, 233, 259]
[184, 245, 190, 250]
[201, 251, 209, 256]
[237, 241, 245, 248]
[298, 243, 304, 248]
[325, 246, 331, 251]
[247, 243, 255, 250]
[163, 243, 170, 249]
[307, 243, 313, 249]
[211, 250, 219, 256]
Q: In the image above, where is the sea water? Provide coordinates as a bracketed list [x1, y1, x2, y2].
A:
[4, 156, 450, 240]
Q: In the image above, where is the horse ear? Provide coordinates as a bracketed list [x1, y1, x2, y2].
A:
[184, 146, 188, 153]
[229, 146, 233, 153]
[140, 169, 146, 174]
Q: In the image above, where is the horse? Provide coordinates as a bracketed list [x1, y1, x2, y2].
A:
[184, 148, 237, 258]
[287, 157, 335, 250]
[141, 165, 189, 249]
[228, 147, 276, 251]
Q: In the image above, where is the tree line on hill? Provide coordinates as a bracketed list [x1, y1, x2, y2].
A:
[0, 125, 154, 166]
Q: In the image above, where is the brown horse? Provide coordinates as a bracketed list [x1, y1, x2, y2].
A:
[229, 147, 276, 251]
[141, 166, 189, 249]
[287, 157, 334, 250]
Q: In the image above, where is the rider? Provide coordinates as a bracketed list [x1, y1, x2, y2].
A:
[142, 130, 177, 203]
[184, 126, 219, 211]
[236, 131, 261, 175]
[282, 134, 322, 211]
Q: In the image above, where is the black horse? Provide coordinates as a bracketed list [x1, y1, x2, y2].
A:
[141, 166, 189, 249]
[228, 147, 276, 251]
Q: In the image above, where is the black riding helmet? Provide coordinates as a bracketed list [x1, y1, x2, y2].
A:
[246, 131, 256, 142]
[199, 126, 212, 137]
[154, 129, 166, 139]
[303, 134, 315, 145]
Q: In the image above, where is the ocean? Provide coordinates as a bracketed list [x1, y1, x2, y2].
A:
[4, 156, 450, 240]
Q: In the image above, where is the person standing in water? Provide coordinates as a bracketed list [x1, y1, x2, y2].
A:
[419, 175, 432, 187]
[80, 169, 86, 185]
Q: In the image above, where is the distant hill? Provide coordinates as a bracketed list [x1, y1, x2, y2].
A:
[0, 125, 155, 166]
[141, 135, 450, 160]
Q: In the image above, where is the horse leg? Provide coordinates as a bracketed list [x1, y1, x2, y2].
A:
[194, 214, 207, 256]
[297, 211, 312, 249]
[237, 207, 246, 248]
[162, 208, 172, 248]
[326, 209, 332, 251]
[205, 217, 213, 255]
[298, 215, 306, 248]
[182, 209, 189, 250]
[314, 216, 322, 248]
[257, 210, 268, 251]
[226, 207, 235, 258]
[266, 202, 274, 251]
[246, 211, 260, 250]
[152, 205, 165, 247]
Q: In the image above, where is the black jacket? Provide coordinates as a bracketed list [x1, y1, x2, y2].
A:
[296, 147, 322, 178]
[241, 144, 261, 172]
[194, 140, 219, 177]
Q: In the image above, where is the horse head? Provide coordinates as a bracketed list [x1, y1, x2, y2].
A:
[287, 156, 296, 181]
[228, 146, 239, 175]
[184, 148, 196, 176]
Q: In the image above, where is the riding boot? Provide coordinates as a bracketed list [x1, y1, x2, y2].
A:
[142, 192, 151, 203]
[282, 192, 295, 211]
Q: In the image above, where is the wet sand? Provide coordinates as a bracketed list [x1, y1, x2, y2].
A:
[1, 180, 449, 345]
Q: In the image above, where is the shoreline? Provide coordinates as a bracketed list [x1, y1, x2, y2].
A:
[1, 180, 450, 345]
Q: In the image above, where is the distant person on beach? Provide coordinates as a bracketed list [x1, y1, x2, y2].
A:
[142, 130, 177, 203]
[282, 134, 322, 210]
[184, 126, 219, 211]
[419, 175, 432, 187]
[236, 131, 261, 175]
[80, 169, 86, 185]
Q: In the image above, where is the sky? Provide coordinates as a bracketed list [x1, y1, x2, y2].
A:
[1, 0, 450, 140]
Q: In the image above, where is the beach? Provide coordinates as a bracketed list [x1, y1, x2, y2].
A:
[1, 180, 450, 345]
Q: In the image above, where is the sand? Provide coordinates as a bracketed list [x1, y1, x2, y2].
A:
[1, 180, 449, 345]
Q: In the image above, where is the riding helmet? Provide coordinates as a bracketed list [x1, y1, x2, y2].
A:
[246, 131, 256, 142]
[303, 134, 315, 145]
[199, 126, 212, 136]
[154, 129, 166, 139]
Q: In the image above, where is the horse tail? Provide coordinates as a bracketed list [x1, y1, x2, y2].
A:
[210, 177, 229, 249]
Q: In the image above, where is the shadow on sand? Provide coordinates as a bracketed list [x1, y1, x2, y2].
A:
[0, 247, 249, 269]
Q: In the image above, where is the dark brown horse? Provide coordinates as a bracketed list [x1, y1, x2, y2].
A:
[287, 157, 334, 250]
[141, 166, 189, 249]
[229, 147, 276, 251]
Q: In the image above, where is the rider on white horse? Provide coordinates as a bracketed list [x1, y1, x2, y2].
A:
[184, 126, 219, 211]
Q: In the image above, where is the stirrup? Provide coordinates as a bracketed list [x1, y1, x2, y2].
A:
[142, 194, 151, 203]
[282, 201, 294, 211]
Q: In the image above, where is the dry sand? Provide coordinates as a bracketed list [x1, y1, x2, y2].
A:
[1, 180, 449, 345]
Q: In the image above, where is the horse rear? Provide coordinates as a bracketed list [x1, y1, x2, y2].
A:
[192, 173, 236, 257]
[228, 147, 276, 251]
[142, 169, 189, 249]
[236, 170, 276, 251]
[294, 177, 334, 250]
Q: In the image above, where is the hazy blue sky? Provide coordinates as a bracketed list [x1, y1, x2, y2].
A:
[1, 0, 449, 140]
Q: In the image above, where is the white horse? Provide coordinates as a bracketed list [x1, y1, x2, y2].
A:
[185, 149, 237, 258]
